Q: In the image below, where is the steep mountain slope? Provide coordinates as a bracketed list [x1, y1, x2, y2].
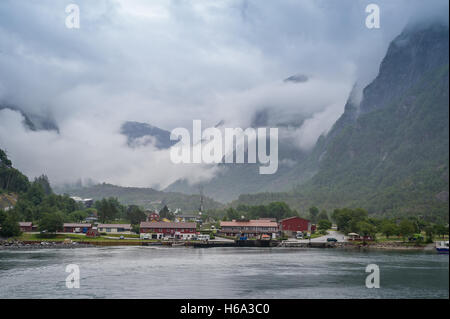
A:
[232, 23, 449, 221]
[120, 121, 179, 149]
[165, 138, 314, 203]
[165, 93, 318, 203]
[0, 105, 59, 132]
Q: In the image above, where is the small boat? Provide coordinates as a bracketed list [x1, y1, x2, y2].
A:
[435, 241, 449, 254]
[171, 242, 185, 247]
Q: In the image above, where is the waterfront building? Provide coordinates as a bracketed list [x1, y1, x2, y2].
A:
[140, 221, 197, 239]
[19, 222, 33, 232]
[97, 224, 132, 234]
[279, 216, 311, 237]
[219, 219, 279, 238]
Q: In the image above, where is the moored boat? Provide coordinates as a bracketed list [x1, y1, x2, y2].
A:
[435, 241, 449, 254]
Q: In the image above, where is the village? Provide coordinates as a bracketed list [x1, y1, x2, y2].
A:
[1, 193, 448, 252]
[15, 213, 322, 245]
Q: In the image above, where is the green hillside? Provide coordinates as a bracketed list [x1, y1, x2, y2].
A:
[63, 183, 224, 213]
[232, 24, 449, 222]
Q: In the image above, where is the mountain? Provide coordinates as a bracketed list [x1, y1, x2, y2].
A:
[121, 121, 179, 149]
[165, 125, 315, 202]
[231, 23, 449, 221]
[165, 83, 316, 203]
[0, 105, 59, 132]
[62, 183, 224, 212]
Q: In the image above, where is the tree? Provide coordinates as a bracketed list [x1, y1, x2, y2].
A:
[225, 207, 240, 221]
[399, 219, 415, 241]
[69, 210, 89, 223]
[0, 149, 12, 167]
[318, 220, 332, 233]
[23, 182, 45, 206]
[318, 210, 329, 221]
[357, 221, 377, 241]
[434, 223, 449, 239]
[34, 175, 53, 195]
[126, 205, 146, 225]
[0, 214, 21, 237]
[159, 205, 174, 220]
[96, 197, 123, 223]
[0, 209, 6, 225]
[13, 199, 35, 221]
[39, 212, 64, 233]
[380, 220, 398, 238]
[131, 224, 140, 234]
[309, 206, 319, 223]
[331, 208, 367, 233]
[267, 202, 293, 220]
[425, 225, 434, 243]
[0, 162, 29, 193]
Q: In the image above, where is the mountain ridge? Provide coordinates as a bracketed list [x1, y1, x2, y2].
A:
[231, 23, 449, 221]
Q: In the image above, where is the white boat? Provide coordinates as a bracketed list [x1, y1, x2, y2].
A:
[435, 241, 449, 254]
[171, 242, 185, 247]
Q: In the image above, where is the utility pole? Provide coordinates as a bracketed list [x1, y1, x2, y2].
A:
[198, 185, 204, 215]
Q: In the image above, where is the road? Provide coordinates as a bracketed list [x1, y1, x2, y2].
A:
[295, 230, 347, 243]
[210, 236, 235, 242]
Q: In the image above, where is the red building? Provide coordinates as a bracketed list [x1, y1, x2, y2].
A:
[19, 222, 33, 232]
[145, 211, 160, 222]
[63, 223, 92, 233]
[279, 217, 311, 237]
[219, 219, 279, 238]
[140, 221, 196, 238]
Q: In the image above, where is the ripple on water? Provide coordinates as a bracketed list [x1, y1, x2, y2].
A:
[0, 247, 448, 299]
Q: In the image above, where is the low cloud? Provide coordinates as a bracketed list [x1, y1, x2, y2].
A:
[0, 0, 447, 188]
[0, 108, 219, 188]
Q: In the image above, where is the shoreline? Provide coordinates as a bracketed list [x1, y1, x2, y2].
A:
[335, 242, 435, 251]
[0, 239, 438, 252]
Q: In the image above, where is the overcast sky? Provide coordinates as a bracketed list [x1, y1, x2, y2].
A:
[0, 0, 448, 189]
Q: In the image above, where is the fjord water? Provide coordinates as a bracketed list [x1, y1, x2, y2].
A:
[0, 247, 448, 299]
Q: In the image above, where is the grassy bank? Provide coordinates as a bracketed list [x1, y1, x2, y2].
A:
[12, 233, 150, 243]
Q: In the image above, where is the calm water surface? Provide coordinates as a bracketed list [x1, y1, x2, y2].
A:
[0, 246, 448, 299]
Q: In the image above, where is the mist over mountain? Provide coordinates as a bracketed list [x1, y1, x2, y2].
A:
[1, 1, 448, 219]
[0, 105, 59, 132]
[64, 183, 223, 213]
[121, 121, 179, 150]
[232, 23, 449, 220]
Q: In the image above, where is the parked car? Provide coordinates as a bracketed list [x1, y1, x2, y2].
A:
[119, 235, 125, 240]
[409, 234, 424, 242]
[327, 237, 338, 242]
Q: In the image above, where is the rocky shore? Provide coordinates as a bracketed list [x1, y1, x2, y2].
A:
[0, 239, 436, 251]
[334, 241, 434, 251]
[0, 240, 93, 250]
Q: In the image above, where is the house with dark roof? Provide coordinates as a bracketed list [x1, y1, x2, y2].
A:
[19, 222, 33, 232]
[97, 224, 132, 234]
[219, 219, 279, 238]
